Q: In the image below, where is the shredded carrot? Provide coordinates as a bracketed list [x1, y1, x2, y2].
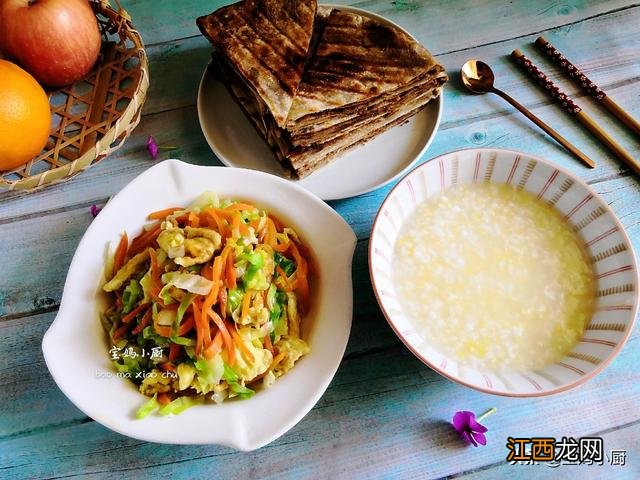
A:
[270, 215, 283, 232]
[249, 218, 261, 231]
[297, 242, 318, 276]
[207, 310, 235, 366]
[268, 351, 287, 373]
[113, 323, 129, 340]
[275, 265, 293, 291]
[241, 290, 252, 322]
[149, 248, 163, 302]
[257, 226, 267, 243]
[289, 242, 309, 309]
[207, 252, 225, 307]
[203, 331, 223, 359]
[230, 324, 255, 363]
[198, 297, 212, 349]
[265, 218, 277, 246]
[192, 301, 205, 356]
[131, 308, 152, 335]
[113, 232, 129, 273]
[172, 213, 189, 226]
[225, 249, 236, 289]
[218, 287, 228, 319]
[203, 209, 226, 235]
[188, 211, 200, 227]
[272, 239, 289, 252]
[231, 212, 241, 238]
[148, 207, 182, 220]
[212, 208, 235, 220]
[121, 302, 149, 324]
[224, 202, 255, 211]
[264, 330, 273, 354]
[153, 321, 173, 338]
[129, 223, 161, 255]
[168, 343, 180, 361]
[157, 393, 172, 405]
[178, 314, 194, 336]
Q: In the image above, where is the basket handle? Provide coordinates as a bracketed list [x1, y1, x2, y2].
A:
[98, 0, 131, 22]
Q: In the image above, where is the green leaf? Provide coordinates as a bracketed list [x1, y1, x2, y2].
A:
[142, 326, 169, 347]
[135, 394, 159, 419]
[229, 382, 255, 400]
[170, 335, 195, 346]
[222, 364, 239, 383]
[159, 396, 203, 416]
[174, 293, 196, 334]
[274, 252, 296, 277]
[112, 355, 143, 376]
[122, 280, 142, 314]
[228, 287, 245, 312]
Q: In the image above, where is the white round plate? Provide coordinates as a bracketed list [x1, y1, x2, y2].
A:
[42, 160, 357, 450]
[196, 5, 443, 201]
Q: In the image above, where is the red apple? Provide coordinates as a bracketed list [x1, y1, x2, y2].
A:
[0, 0, 101, 87]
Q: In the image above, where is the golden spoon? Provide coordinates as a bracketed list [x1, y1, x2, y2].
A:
[461, 59, 595, 168]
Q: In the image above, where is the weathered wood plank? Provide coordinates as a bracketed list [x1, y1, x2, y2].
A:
[1, 333, 637, 479]
[0, 282, 396, 439]
[0, 312, 86, 437]
[120, 0, 635, 50]
[1, 171, 640, 319]
[1, 5, 638, 219]
[137, 4, 640, 117]
[0, 69, 638, 230]
[462, 421, 640, 479]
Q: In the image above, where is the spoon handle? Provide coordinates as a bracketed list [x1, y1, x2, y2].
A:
[492, 87, 595, 168]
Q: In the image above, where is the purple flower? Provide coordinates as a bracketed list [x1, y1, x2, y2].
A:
[146, 135, 159, 160]
[90, 205, 102, 218]
[452, 409, 495, 447]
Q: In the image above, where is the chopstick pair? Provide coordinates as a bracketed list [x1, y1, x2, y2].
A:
[510, 37, 640, 175]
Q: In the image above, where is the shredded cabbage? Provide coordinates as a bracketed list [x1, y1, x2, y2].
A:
[161, 271, 213, 295]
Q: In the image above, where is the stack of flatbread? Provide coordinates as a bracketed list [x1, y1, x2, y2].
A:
[197, 0, 447, 179]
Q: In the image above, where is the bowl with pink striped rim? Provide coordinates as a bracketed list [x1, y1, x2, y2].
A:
[369, 148, 639, 396]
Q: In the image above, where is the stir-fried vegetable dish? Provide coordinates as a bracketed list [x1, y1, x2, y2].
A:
[100, 193, 312, 417]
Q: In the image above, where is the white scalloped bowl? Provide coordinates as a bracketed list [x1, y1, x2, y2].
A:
[370, 148, 638, 396]
[42, 160, 356, 449]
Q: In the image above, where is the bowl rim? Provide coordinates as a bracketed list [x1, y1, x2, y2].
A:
[42, 159, 357, 448]
[368, 147, 640, 397]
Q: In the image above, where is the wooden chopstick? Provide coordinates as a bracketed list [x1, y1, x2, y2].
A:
[511, 49, 640, 176]
[535, 36, 640, 138]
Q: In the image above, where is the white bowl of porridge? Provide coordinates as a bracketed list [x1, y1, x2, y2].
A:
[369, 148, 638, 396]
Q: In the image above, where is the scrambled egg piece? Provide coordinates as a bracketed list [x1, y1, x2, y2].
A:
[176, 363, 196, 391]
[157, 225, 222, 267]
[234, 327, 273, 381]
[103, 249, 150, 292]
[273, 336, 309, 378]
[236, 291, 269, 327]
[139, 368, 174, 396]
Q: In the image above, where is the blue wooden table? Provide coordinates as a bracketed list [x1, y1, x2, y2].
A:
[1, 1, 639, 478]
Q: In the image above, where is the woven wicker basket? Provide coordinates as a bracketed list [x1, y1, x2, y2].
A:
[0, 0, 149, 191]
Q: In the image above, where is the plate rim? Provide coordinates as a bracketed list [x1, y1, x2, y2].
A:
[42, 160, 357, 449]
[196, 3, 444, 200]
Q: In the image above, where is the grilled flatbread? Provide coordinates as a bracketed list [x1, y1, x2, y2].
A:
[198, 3, 447, 178]
[197, 0, 317, 127]
[285, 8, 447, 127]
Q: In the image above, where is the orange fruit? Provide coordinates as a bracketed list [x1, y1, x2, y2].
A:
[0, 59, 51, 171]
